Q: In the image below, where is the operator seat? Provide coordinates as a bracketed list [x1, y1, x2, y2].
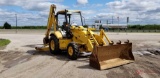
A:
[61, 22, 73, 38]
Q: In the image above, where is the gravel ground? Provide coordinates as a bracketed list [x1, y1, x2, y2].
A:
[0, 29, 160, 78]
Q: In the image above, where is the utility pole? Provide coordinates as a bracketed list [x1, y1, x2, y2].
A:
[106, 20, 108, 24]
[117, 16, 119, 26]
[15, 14, 17, 34]
[126, 17, 129, 35]
[82, 16, 86, 25]
[127, 17, 129, 26]
[112, 16, 113, 24]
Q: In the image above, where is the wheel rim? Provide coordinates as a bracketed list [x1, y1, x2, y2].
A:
[68, 46, 73, 56]
[50, 40, 55, 50]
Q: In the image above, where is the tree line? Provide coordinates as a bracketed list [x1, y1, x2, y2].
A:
[128, 24, 160, 30]
[0, 22, 47, 29]
[0, 22, 160, 30]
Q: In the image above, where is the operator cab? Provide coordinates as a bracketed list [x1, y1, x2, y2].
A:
[56, 10, 84, 38]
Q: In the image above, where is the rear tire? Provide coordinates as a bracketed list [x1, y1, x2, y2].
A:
[67, 42, 79, 60]
[49, 35, 60, 54]
[43, 37, 49, 44]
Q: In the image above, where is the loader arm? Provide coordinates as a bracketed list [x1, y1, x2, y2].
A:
[75, 29, 110, 52]
[86, 29, 113, 51]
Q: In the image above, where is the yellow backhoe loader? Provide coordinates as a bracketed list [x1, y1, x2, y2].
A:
[35, 4, 134, 70]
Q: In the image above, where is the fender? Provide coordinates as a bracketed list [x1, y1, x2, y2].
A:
[50, 31, 63, 39]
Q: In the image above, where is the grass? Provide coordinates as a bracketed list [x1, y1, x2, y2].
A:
[0, 39, 11, 47]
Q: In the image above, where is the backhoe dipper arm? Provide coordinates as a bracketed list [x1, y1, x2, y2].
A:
[45, 4, 57, 39]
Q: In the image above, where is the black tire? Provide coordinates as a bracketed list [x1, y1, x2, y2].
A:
[43, 37, 49, 44]
[49, 35, 60, 54]
[67, 42, 79, 60]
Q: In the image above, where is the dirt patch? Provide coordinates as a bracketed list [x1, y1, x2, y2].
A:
[0, 46, 6, 50]
[0, 51, 33, 73]
[106, 66, 142, 78]
[147, 48, 160, 55]
[106, 54, 160, 78]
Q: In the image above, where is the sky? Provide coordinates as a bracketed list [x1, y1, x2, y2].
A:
[0, 0, 160, 26]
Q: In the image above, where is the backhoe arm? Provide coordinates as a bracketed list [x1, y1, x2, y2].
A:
[44, 4, 57, 44]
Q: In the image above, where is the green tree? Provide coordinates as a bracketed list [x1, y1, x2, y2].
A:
[3, 22, 12, 29]
[99, 25, 103, 29]
[83, 25, 88, 28]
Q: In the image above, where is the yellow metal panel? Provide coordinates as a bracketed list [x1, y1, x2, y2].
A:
[59, 39, 71, 49]
[88, 28, 96, 30]
[54, 31, 63, 39]
[71, 29, 88, 43]
[94, 34, 107, 45]
[100, 29, 112, 44]
[87, 39, 93, 51]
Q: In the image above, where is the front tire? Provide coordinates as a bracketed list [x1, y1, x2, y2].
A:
[49, 35, 60, 54]
[67, 42, 79, 60]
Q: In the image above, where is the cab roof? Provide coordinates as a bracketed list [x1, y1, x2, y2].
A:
[57, 10, 81, 15]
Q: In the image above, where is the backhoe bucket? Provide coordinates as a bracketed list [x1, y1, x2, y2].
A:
[35, 45, 49, 51]
[90, 43, 134, 70]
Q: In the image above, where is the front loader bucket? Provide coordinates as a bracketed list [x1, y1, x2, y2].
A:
[89, 43, 134, 70]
